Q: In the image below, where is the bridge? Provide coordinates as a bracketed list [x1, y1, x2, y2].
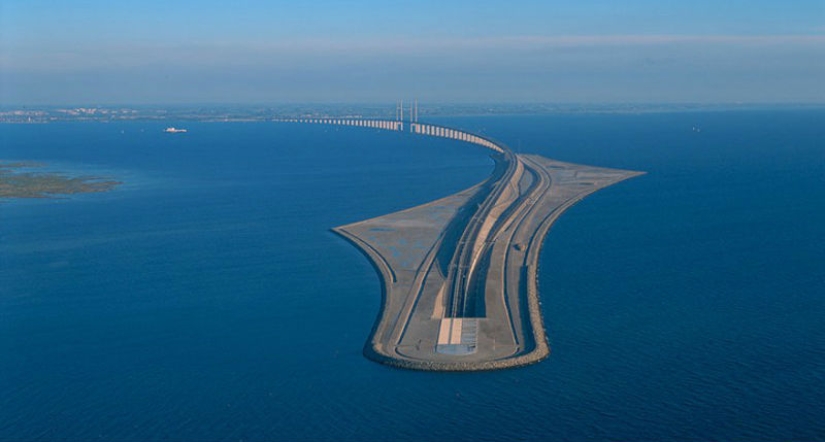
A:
[276, 103, 644, 371]
[275, 101, 503, 154]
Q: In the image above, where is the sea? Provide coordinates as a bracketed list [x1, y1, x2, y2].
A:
[1, 110, 823, 441]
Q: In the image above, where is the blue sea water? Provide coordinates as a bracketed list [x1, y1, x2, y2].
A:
[1, 110, 823, 441]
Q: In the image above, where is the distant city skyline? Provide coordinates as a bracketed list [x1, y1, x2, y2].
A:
[1, 0, 823, 104]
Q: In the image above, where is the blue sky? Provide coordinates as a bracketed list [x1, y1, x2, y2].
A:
[1, 0, 823, 104]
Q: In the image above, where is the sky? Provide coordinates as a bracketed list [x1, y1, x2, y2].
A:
[1, 0, 823, 105]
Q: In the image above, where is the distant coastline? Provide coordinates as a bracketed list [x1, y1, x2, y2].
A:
[2, 102, 823, 124]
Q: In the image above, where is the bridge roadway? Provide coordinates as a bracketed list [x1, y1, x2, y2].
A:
[277, 116, 644, 370]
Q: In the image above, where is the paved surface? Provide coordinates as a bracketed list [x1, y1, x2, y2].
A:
[335, 152, 643, 371]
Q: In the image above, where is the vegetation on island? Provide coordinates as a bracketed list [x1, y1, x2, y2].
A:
[0, 162, 121, 199]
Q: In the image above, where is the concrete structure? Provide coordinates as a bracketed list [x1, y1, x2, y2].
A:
[277, 106, 644, 371]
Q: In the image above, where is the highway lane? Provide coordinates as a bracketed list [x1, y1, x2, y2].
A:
[444, 148, 518, 318]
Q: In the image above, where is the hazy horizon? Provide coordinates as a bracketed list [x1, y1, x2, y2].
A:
[2, 1, 823, 105]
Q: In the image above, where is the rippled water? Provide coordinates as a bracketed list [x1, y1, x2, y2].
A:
[1, 110, 823, 440]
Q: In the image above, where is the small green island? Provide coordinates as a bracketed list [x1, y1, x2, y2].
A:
[0, 162, 121, 199]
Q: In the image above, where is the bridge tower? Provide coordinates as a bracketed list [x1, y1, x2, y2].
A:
[396, 100, 405, 131]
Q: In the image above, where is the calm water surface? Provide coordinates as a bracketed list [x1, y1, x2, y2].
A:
[1, 111, 823, 441]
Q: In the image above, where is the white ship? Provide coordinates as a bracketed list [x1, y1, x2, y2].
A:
[164, 127, 187, 133]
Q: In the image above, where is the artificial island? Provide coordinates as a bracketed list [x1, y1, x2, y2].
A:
[278, 102, 645, 371]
